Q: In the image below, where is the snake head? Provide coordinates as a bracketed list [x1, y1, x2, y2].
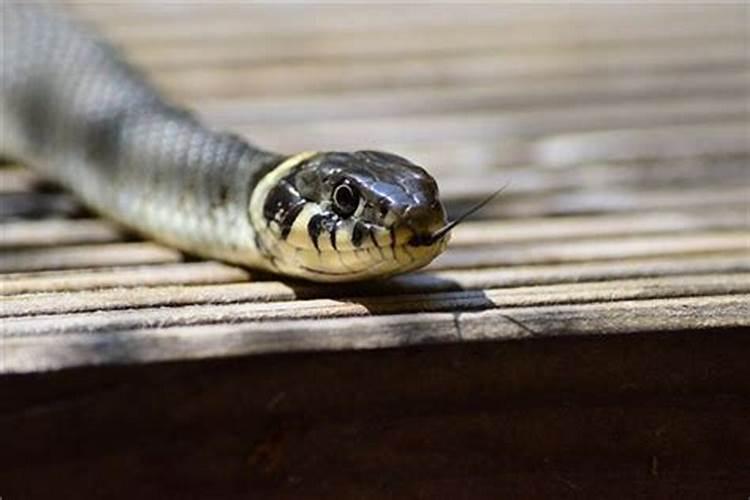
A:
[250, 150, 449, 281]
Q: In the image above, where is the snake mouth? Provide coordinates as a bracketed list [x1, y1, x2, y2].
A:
[273, 221, 448, 282]
[295, 237, 447, 281]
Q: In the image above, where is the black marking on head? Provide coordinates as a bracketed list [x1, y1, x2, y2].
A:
[351, 221, 367, 248]
[330, 225, 338, 251]
[264, 179, 301, 227]
[377, 199, 390, 217]
[279, 202, 305, 240]
[307, 213, 338, 252]
[389, 227, 398, 258]
[307, 214, 325, 252]
[369, 228, 380, 248]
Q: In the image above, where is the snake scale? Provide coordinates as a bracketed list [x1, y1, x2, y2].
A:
[1, 3, 455, 281]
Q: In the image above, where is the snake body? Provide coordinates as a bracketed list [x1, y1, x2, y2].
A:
[1, 3, 449, 281]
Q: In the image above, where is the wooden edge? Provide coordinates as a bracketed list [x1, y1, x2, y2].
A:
[2, 294, 747, 374]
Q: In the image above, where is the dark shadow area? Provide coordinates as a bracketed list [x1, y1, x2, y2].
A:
[282, 272, 466, 297]
[1, 328, 748, 498]
[273, 272, 494, 318]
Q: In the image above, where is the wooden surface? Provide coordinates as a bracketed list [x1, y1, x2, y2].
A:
[1, 3, 749, 498]
[1, 3, 747, 373]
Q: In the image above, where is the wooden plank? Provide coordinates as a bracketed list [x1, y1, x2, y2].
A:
[153, 41, 745, 98]
[239, 95, 747, 150]
[0, 219, 124, 248]
[533, 122, 750, 166]
[194, 72, 750, 125]
[119, 23, 746, 69]
[0, 167, 41, 193]
[396, 149, 750, 188]
[449, 208, 747, 246]
[77, 4, 743, 42]
[75, 4, 551, 36]
[3, 294, 747, 373]
[0, 192, 82, 220]
[0, 242, 182, 273]
[4, 273, 747, 336]
[0, 261, 252, 295]
[415, 252, 750, 291]
[436, 158, 750, 206]
[479, 188, 748, 218]
[3, 272, 748, 323]
[450, 142, 742, 182]
[432, 231, 749, 270]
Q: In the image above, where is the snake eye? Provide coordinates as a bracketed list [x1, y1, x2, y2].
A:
[332, 182, 359, 217]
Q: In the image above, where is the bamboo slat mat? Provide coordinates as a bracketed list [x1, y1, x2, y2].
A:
[1, 3, 748, 374]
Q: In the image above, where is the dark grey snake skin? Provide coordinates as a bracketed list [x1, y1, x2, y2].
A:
[2, 3, 286, 266]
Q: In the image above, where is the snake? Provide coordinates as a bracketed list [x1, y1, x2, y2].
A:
[1, 3, 460, 282]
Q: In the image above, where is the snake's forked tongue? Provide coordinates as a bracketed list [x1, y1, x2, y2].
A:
[421, 183, 509, 245]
